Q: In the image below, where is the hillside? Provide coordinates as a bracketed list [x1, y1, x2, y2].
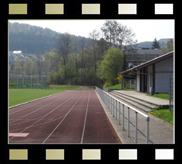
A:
[137, 38, 173, 49]
[9, 22, 60, 54]
[9, 22, 91, 55]
[9, 22, 173, 55]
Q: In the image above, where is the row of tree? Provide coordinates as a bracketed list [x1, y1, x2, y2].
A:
[46, 20, 136, 86]
[9, 20, 173, 87]
[10, 20, 136, 86]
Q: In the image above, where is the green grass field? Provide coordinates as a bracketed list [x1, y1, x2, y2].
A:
[106, 84, 121, 89]
[149, 108, 173, 125]
[105, 83, 135, 91]
[9, 85, 80, 107]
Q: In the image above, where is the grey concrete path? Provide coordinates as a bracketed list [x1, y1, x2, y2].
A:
[96, 91, 174, 144]
[116, 91, 169, 106]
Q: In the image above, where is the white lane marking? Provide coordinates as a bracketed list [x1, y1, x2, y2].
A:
[9, 114, 66, 132]
[9, 91, 65, 111]
[9, 92, 74, 124]
[80, 93, 90, 144]
[9, 133, 29, 137]
[42, 92, 85, 144]
[9, 92, 80, 141]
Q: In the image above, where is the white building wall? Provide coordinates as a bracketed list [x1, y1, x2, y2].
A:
[137, 70, 140, 92]
[147, 65, 153, 93]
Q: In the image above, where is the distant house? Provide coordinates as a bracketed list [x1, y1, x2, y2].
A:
[9, 50, 28, 63]
[9, 51, 14, 63]
[124, 48, 160, 68]
[120, 51, 173, 94]
[13, 50, 22, 55]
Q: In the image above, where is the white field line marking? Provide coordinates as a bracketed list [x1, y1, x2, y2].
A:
[9, 114, 66, 132]
[42, 92, 85, 144]
[9, 91, 66, 109]
[80, 93, 90, 144]
[9, 92, 75, 124]
[9, 133, 29, 137]
[9, 92, 80, 141]
[9, 92, 65, 115]
[10, 109, 66, 127]
[9, 115, 49, 127]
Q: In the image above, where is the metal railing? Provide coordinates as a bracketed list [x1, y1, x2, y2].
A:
[169, 74, 173, 112]
[95, 87, 150, 144]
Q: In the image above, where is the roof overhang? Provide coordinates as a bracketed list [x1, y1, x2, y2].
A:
[121, 51, 173, 75]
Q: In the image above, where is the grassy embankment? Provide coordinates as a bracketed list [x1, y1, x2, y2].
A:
[106, 83, 135, 91]
[147, 94, 173, 125]
[149, 108, 173, 125]
[9, 85, 79, 107]
[147, 93, 169, 100]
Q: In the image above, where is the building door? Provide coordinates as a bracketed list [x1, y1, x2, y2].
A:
[140, 68, 148, 93]
[144, 72, 147, 92]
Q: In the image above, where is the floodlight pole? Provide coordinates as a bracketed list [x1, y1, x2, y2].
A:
[23, 75, 24, 89]
[17, 75, 18, 89]
[31, 75, 32, 89]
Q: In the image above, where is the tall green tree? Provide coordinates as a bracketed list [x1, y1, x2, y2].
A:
[160, 39, 173, 54]
[97, 38, 109, 59]
[57, 33, 72, 67]
[152, 38, 160, 49]
[88, 29, 100, 75]
[97, 47, 124, 86]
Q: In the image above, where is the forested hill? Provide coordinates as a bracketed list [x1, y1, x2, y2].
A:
[9, 22, 173, 55]
[9, 22, 90, 55]
[9, 22, 60, 54]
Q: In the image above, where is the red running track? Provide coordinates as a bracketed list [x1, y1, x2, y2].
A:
[9, 90, 120, 144]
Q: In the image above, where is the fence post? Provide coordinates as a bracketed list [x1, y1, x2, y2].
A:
[22, 75, 24, 88]
[128, 107, 130, 137]
[111, 98, 113, 114]
[113, 98, 115, 117]
[37, 75, 38, 88]
[106, 94, 109, 108]
[135, 111, 138, 143]
[17, 75, 18, 89]
[146, 116, 150, 144]
[104, 92, 106, 104]
[122, 104, 124, 130]
[106, 94, 107, 107]
[119, 102, 121, 125]
[169, 74, 173, 112]
[31, 75, 32, 89]
[106, 94, 107, 108]
[109, 96, 110, 112]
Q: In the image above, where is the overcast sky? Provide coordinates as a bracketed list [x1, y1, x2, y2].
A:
[9, 19, 174, 43]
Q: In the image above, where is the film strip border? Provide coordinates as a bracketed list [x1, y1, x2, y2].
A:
[4, 1, 177, 163]
[8, 3, 174, 15]
[8, 148, 175, 160]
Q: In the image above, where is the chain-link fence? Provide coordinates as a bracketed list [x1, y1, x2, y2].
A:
[122, 77, 136, 90]
[9, 75, 49, 89]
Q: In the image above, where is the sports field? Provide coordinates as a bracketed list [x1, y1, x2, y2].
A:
[9, 90, 120, 144]
[9, 85, 80, 107]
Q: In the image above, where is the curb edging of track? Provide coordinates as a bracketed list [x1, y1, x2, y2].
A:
[95, 91, 123, 144]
